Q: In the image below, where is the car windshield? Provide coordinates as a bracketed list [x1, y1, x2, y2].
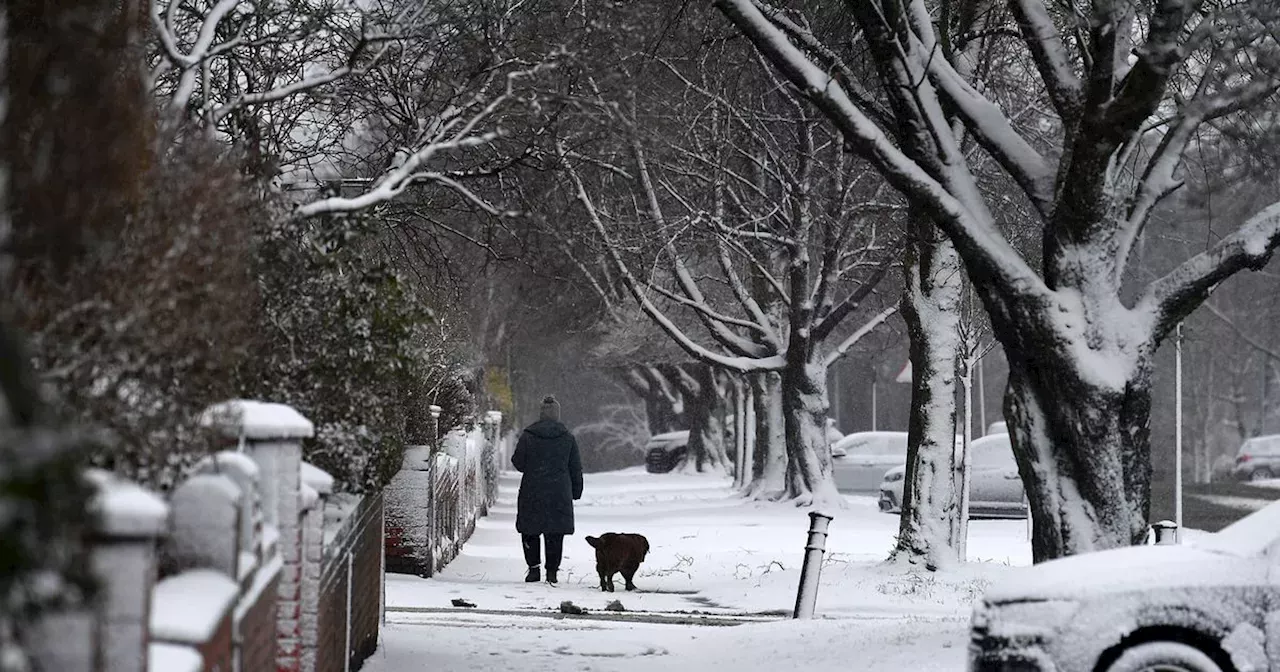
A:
[1192, 499, 1280, 557]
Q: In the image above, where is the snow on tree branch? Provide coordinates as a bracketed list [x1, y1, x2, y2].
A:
[824, 305, 899, 368]
[713, 0, 1045, 298]
[293, 59, 557, 219]
[1144, 200, 1280, 343]
[558, 140, 785, 374]
[1007, 0, 1083, 118]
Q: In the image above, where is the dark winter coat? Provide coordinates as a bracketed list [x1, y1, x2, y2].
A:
[512, 419, 584, 535]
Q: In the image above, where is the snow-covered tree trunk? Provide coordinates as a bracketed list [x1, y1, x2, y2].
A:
[672, 364, 730, 474]
[746, 371, 786, 498]
[1000, 323, 1156, 562]
[780, 358, 840, 505]
[891, 223, 962, 569]
[620, 365, 686, 435]
[740, 380, 756, 488]
[731, 377, 749, 487]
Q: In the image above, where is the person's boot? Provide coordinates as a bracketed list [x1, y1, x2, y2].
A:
[546, 569, 558, 585]
[525, 565, 541, 583]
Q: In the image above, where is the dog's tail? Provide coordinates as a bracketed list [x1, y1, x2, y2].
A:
[639, 536, 650, 560]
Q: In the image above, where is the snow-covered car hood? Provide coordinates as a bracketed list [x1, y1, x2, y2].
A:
[984, 544, 1267, 604]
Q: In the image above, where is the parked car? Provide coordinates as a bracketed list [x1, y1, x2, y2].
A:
[968, 499, 1280, 672]
[643, 431, 690, 473]
[830, 432, 909, 494]
[878, 433, 1027, 518]
[1231, 434, 1280, 481]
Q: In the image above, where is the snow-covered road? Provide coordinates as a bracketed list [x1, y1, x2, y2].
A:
[365, 468, 1033, 671]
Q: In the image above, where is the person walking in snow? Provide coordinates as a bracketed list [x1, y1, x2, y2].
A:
[511, 395, 583, 584]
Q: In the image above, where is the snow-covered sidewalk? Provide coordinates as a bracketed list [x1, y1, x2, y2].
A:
[366, 468, 1033, 671]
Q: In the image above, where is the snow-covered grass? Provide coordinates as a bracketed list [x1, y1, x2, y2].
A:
[369, 468, 1033, 671]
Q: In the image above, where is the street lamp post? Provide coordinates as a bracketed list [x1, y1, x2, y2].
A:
[1175, 324, 1184, 542]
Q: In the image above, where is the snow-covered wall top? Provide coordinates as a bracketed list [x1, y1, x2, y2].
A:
[301, 461, 334, 496]
[200, 399, 315, 440]
[150, 569, 239, 643]
[148, 643, 202, 672]
[194, 451, 261, 481]
[84, 468, 170, 537]
[301, 483, 320, 511]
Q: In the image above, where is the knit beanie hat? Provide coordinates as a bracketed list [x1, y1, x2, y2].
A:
[540, 395, 561, 421]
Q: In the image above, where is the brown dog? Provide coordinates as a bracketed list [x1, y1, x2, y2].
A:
[584, 533, 649, 592]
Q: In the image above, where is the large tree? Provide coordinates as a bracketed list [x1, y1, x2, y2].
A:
[558, 70, 899, 504]
[717, 0, 1280, 560]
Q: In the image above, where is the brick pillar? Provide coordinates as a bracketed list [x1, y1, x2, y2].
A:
[200, 400, 313, 672]
[297, 464, 330, 672]
[88, 470, 170, 672]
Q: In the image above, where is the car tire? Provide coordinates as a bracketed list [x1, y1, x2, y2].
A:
[1105, 642, 1223, 672]
[1249, 467, 1274, 481]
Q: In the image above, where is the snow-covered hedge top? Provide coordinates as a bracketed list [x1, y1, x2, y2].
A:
[148, 643, 201, 672]
[150, 569, 239, 643]
[401, 446, 431, 471]
[84, 469, 170, 537]
[300, 461, 334, 496]
[199, 399, 314, 440]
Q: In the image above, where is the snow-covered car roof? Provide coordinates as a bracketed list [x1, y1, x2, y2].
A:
[984, 544, 1267, 604]
[648, 430, 689, 443]
[833, 431, 909, 452]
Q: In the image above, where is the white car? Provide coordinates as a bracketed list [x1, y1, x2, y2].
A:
[830, 431, 909, 494]
[970, 500, 1280, 672]
[877, 433, 1027, 518]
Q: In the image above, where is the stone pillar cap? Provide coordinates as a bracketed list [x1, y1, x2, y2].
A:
[85, 469, 170, 537]
[199, 399, 314, 440]
[300, 461, 334, 496]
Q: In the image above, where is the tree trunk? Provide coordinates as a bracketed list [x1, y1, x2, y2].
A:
[745, 371, 786, 498]
[780, 358, 842, 506]
[620, 365, 686, 435]
[1003, 346, 1154, 563]
[892, 226, 963, 569]
[673, 363, 730, 474]
[732, 377, 748, 487]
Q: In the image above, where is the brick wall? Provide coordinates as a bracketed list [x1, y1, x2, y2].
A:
[236, 564, 280, 672]
[315, 494, 384, 672]
[195, 612, 234, 672]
